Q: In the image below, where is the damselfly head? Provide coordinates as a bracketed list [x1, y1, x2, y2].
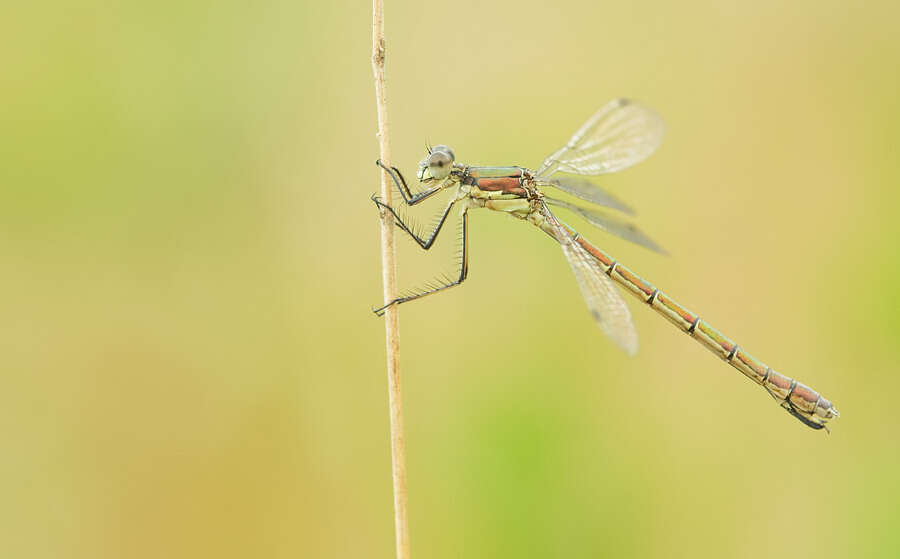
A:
[417, 145, 455, 181]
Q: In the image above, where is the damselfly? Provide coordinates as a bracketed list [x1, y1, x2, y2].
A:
[372, 98, 839, 430]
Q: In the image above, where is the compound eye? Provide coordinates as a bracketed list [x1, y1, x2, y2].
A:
[427, 150, 454, 179]
[430, 145, 455, 160]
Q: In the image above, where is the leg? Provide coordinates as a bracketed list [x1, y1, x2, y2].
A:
[374, 207, 470, 316]
[376, 159, 445, 205]
[372, 194, 456, 250]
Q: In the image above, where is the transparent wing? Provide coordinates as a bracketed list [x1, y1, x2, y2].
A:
[545, 197, 667, 254]
[544, 208, 638, 355]
[536, 98, 664, 176]
[536, 176, 634, 215]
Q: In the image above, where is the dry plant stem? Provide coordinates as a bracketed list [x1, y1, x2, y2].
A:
[371, 1, 410, 558]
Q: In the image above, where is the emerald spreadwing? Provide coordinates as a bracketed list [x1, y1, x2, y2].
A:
[372, 98, 839, 431]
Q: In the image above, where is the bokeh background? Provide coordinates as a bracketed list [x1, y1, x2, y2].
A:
[3, 1, 899, 557]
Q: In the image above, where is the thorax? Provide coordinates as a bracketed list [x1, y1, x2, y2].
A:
[462, 166, 531, 200]
[458, 165, 542, 217]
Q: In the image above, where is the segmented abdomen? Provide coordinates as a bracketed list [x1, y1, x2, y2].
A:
[562, 223, 839, 429]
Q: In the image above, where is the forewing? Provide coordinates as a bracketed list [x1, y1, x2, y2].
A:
[538, 177, 634, 215]
[537, 98, 664, 176]
[545, 197, 667, 254]
[551, 220, 639, 355]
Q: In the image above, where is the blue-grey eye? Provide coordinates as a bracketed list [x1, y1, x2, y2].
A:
[430, 145, 454, 160]
[427, 148, 454, 179]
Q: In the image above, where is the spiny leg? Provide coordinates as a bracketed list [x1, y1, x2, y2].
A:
[373, 207, 470, 316]
[372, 194, 456, 250]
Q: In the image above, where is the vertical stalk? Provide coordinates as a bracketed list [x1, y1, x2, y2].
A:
[371, 1, 410, 558]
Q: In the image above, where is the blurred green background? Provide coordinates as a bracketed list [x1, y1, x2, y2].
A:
[3, 1, 899, 557]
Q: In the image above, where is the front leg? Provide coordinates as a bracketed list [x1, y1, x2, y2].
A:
[376, 159, 445, 205]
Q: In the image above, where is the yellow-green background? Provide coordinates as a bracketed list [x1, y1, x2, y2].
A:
[3, 1, 899, 557]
